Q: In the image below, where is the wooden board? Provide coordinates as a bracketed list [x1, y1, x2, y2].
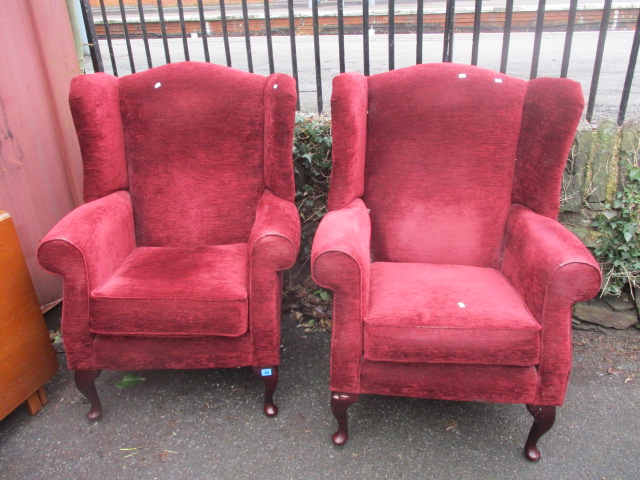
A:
[0, 212, 58, 420]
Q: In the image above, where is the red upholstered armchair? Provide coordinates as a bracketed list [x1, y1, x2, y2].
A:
[38, 62, 300, 420]
[311, 63, 601, 460]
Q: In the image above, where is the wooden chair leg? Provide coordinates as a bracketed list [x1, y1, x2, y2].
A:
[25, 391, 43, 415]
[524, 404, 556, 461]
[252, 366, 279, 417]
[37, 387, 49, 406]
[331, 392, 359, 445]
[25, 387, 50, 415]
[74, 370, 103, 421]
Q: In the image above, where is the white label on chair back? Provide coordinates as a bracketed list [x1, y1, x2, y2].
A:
[458, 302, 466, 308]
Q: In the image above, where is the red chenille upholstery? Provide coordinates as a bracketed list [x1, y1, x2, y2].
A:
[364, 263, 541, 366]
[312, 63, 601, 457]
[38, 62, 300, 418]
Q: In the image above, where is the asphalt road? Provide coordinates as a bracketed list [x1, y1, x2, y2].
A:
[92, 30, 639, 123]
[1, 310, 639, 479]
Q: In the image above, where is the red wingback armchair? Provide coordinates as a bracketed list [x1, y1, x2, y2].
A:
[38, 62, 300, 420]
[311, 63, 601, 460]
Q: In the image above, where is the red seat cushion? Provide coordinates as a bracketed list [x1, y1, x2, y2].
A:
[91, 244, 248, 337]
[364, 263, 541, 366]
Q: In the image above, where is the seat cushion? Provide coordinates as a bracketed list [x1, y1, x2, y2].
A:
[91, 244, 248, 337]
[363, 263, 541, 366]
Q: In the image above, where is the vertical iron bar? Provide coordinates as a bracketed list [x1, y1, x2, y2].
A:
[176, 0, 190, 61]
[617, 11, 640, 125]
[338, 0, 346, 73]
[241, 0, 254, 72]
[442, 0, 455, 62]
[586, 0, 613, 123]
[220, 0, 232, 67]
[389, 0, 395, 70]
[416, 0, 424, 64]
[500, 0, 514, 73]
[530, 0, 546, 79]
[287, 0, 300, 110]
[80, 0, 104, 73]
[117, 0, 136, 73]
[560, 0, 578, 78]
[197, 0, 210, 62]
[363, 0, 370, 76]
[311, 0, 322, 113]
[312, 0, 323, 112]
[157, 0, 171, 64]
[264, 0, 275, 74]
[99, 0, 117, 75]
[137, 0, 153, 68]
[471, 0, 482, 65]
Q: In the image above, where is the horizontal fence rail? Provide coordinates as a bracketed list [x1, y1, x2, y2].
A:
[80, 0, 640, 123]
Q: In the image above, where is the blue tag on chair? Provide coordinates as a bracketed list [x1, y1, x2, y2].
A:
[260, 368, 273, 377]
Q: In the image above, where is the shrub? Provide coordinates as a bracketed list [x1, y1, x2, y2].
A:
[292, 113, 332, 265]
[592, 166, 640, 296]
[283, 114, 333, 330]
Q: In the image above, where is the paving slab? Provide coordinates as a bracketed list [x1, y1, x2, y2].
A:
[1, 312, 639, 479]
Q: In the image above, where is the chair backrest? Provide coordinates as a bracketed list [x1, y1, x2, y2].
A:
[70, 62, 296, 247]
[330, 63, 584, 268]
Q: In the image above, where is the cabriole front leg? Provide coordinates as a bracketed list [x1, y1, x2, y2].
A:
[524, 404, 556, 461]
[252, 366, 279, 417]
[331, 392, 359, 445]
[74, 370, 103, 421]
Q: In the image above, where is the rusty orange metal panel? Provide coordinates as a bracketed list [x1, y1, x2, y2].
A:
[0, 0, 83, 307]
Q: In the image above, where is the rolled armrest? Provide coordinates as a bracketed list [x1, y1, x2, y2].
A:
[248, 189, 300, 366]
[501, 204, 601, 405]
[501, 204, 601, 319]
[312, 198, 371, 392]
[249, 190, 301, 271]
[37, 191, 135, 369]
[38, 191, 135, 290]
[311, 198, 371, 294]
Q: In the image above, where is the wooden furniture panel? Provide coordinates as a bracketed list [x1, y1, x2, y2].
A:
[0, 211, 58, 420]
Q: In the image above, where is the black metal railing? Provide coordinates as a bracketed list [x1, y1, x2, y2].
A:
[80, 0, 640, 124]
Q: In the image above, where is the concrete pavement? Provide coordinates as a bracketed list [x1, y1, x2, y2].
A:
[1, 304, 639, 479]
[93, 30, 640, 122]
[94, 0, 640, 21]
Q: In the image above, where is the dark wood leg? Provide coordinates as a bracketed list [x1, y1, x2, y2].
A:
[524, 404, 556, 461]
[74, 370, 103, 421]
[331, 392, 359, 445]
[252, 366, 279, 417]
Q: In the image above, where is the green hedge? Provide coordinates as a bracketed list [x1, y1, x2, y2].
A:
[293, 114, 332, 265]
